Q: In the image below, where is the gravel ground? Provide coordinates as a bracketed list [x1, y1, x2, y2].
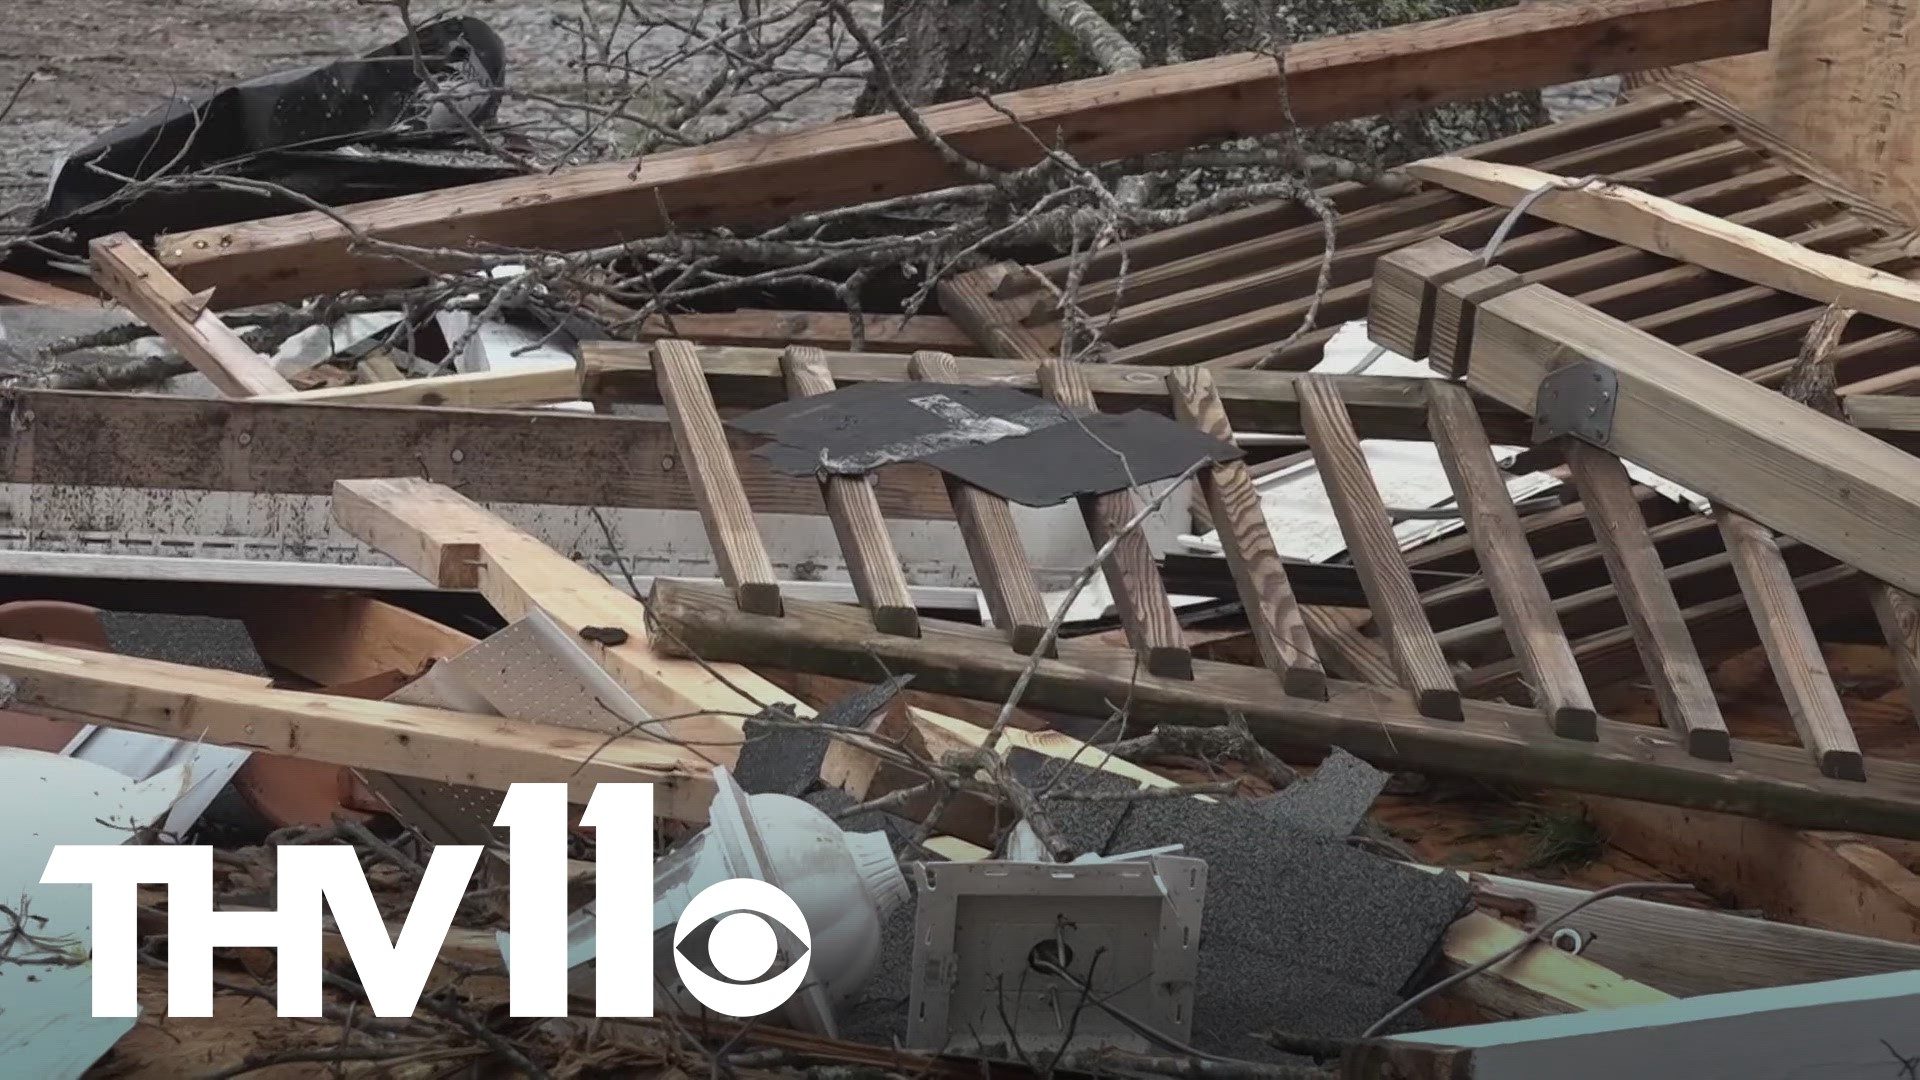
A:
[0, 0, 1615, 212]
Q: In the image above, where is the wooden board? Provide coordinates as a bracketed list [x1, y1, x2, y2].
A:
[0, 638, 714, 819]
[1465, 284, 1920, 597]
[260, 363, 579, 408]
[0, 389, 956, 519]
[89, 233, 294, 397]
[1405, 157, 1920, 330]
[1656, 1, 1920, 229]
[632, 310, 977, 354]
[0, 269, 98, 307]
[646, 579, 1920, 841]
[153, 0, 1773, 304]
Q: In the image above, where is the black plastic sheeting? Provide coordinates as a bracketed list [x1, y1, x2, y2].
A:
[15, 16, 512, 266]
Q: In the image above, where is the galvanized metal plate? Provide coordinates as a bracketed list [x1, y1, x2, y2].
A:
[1532, 361, 1618, 446]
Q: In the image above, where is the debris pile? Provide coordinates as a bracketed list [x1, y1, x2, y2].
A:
[6, 1, 1920, 1077]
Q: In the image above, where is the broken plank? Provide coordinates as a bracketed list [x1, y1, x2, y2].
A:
[1713, 509, 1865, 781]
[907, 349, 1050, 654]
[1426, 381, 1594, 738]
[1439, 911, 1673, 1018]
[1037, 359, 1192, 679]
[1167, 365, 1325, 698]
[1466, 284, 1920, 597]
[0, 639, 713, 819]
[1869, 585, 1920, 725]
[0, 268, 98, 307]
[1406, 157, 1920, 331]
[1298, 374, 1461, 719]
[1562, 441, 1730, 760]
[89, 233, 295, 397]
[0, 389, 953, 519]
[157, 0, 1772, 304]
[240, 592, 478, 687]
[580, 341, 1537, 442]
[632, 310, 977, 354]
[646, 580, 1920, 840]
[781, 345, 919, 636]
[258, 363, 579, 408]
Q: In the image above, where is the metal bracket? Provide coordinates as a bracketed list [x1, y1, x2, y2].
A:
[1532, 361, 1618, 446]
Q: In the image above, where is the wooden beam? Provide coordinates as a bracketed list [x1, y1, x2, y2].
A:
[580, 341, 1536, 442]
[154, 0, 1772, 305]
[1466, 284, 1920, 596]
[0, 388, 953, 519]
[655, 340, 784, 615]
[258, 363, 579, 408]
[240, 593, 478, 687]
[1037, 359, 1192, 680]
[780, 345, 919, 636]
[1167, 366, 1325, 698]
[1406, 157, 1920, 331]
[1298, 375, 1461, 719]
[1426, 381, 1595, 738]
[1366, 237, 1488, 360]
[907, 350, 1050, 654]
[1438, 911, 1673, 1018]
[88, 233, 294, 397]
[646, 579, 1920, 841]
[1562, 441, 1730, 760]
[0, 269, 99, 307]
[1869, 585, 1920, 726]
[0, 638, 714, 819]
[631, 310, 977, 354]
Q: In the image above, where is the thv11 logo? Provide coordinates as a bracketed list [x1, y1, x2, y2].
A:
[40, 783, 809, 1019]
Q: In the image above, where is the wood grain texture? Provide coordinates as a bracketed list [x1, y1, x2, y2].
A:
[907, 349, 1050, 654]
[780, 345, 919, 637]
[0, 268, 98, 307]
[1297, 374, 1460, 719]
[938, 264, 1065, 360]
[1167, 365, 1324, 698]
[261, 363, 580, 408]
[1366, 237, 1487, 359]
[88, 233, 294, 397]
[1869, 584, 1920, 726]
[653, 339, 783, 615]
[1406, 156, 1920, 330]
[1037, 359, 1193, 680]
[1714, 508, 1865, 781]
[1563, 440, 1731, 760]
[240, 593, 477, 687]
[1430, 264, 1525, 378]
[1426, 381, 1594, 738]
[0, 638, 714, 820]
[1466, 284, 1920, 597]
[647, 579, 1920, 841]
[155, 0, 1773, 304]
[0, 388, 953, 518]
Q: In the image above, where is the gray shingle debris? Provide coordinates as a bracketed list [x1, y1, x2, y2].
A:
[96, 611, 268, 677]
[1251, 748, 1390, 838]
[734, 675, 913, 798]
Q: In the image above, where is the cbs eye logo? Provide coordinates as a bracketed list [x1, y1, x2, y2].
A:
[673, 878, 812, 1017]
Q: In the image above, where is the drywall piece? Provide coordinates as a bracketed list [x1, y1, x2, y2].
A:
[905, 855, 1207, 1056]
[0, 750, 190, 1079]
[61, 613, 266, 837]
[1388, 970, 1920, 1079]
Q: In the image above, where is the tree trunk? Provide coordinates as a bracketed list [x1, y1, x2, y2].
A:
[861, 0, 1547, 167]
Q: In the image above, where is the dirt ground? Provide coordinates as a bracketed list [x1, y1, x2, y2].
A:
[0, 0, 1612, 213]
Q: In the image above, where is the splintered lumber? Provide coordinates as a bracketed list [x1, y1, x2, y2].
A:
[646, 579, 1920, 840]
[1562, 441, 1730, 760]
[1297, 375, 1461, 720]
[1166, 366, 1325, 698]
[0, 639, 714, 819]
[1439, 912, 1673, 1017]
[907, 350, 1050, 654]
[156, 0, 1772, 305]
[1405, 157, 1920, 331]
[88, 233, 295, 397]
[633, 310, 977, 354]
[1425, 381, 1595, 738]
[1713, 509, 1865, 781]
[1037, 359, 1193, 679]
[258, 362, 579, 408]
[653, 340, 784, 615]
[581, 341, 1536, 442]
[1464, 284, 1920, 597]
[781, 346, 919, 637]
